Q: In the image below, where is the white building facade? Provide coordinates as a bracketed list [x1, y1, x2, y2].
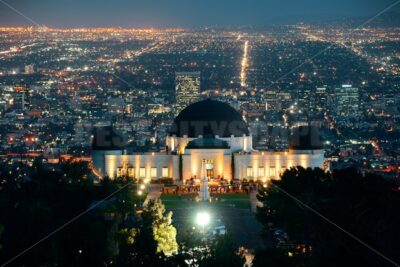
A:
[93, 100, 325, 182]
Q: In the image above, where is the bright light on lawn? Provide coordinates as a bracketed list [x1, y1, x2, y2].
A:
[196, 211, 210, 227]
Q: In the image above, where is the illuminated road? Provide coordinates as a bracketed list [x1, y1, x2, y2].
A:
[0, 43, 37, 56]
[240, 40, 249, 87]
[133, 40, 164, 57]
[300, 30, 391, 74]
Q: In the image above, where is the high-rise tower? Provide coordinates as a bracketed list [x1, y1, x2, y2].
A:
[175, 72, 200, 113]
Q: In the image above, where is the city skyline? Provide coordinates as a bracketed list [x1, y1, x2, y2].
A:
[0, 0, 399, 27]
[0, 1, 399, 267]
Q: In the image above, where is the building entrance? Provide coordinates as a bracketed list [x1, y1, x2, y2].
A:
[203, 159, 214, 179]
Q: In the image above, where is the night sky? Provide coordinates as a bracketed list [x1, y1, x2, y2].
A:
[0, 0, 398, 27]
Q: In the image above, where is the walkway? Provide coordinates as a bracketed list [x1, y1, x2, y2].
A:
[250, 191, 263, 213]
[143, 184, 163, 206]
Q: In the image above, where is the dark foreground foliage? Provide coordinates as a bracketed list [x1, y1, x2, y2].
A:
[255, 167, 400, 267]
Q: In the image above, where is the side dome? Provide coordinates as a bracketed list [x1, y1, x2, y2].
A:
[92, 126, 126, 151]
[169, 99, 250, 138]
[289, 126, 323, 150]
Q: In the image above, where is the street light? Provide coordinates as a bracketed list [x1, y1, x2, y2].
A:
[196, 211, 210, 227]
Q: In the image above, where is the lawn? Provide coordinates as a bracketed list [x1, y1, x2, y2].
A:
[160, 194, 198, 209]
[211, 194, 250, 209]
[160, 193, 250, 209]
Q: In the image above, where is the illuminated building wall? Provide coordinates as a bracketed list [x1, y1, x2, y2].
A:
[102, 149, 324, 181]
[234, 150, 324, 181]
[182, 149, 232, 180]
[104, 154, 177, 179]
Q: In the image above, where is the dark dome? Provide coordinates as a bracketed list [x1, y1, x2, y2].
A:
[92, 126, 126, 151]
[169, 99, 250, 138]
[289, 126, 323, 150]
[186, 137, 230, 149]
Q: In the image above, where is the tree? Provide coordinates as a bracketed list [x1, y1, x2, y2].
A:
[116, 228, 140, 266]
[119, 199, 179, 266]
[0, 224, 3, 252]
[145, 199, 178, 255]
[255, 167, 400, 267]
[178, 227, 244, 267]
[252, 248, 299, 267]
[0, 162, 124, 266]
[61, 161, 90, 183]
[200, 234, 245, 267]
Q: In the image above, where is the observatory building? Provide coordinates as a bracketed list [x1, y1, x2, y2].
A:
[92, 99, 324, 182]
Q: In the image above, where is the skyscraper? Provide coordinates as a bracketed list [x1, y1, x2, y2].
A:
[334, 85, 360, 118]
[175, 72, 200, 113]
[315, 86, 328, 111]
[297, 87, 313, 114]
[13, 83, 28, 111]
[264, 90, 278, 111]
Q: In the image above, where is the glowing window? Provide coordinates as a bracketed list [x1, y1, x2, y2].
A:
[128, 167, 135, 178]
[117, 167, 123, 177]
[139, 167, 146, 178]
[246, 166, 253, 177]
[151, 167, 157, 178]
[258, 167, 265, 177]
[162, 167, 168, 177]
[270, 167, 276, 177]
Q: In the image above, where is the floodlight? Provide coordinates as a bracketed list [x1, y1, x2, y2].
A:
[196, 211, 210, 227]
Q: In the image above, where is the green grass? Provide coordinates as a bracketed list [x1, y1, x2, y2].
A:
[211, 194, 250, 209]
[160, 193, 250, 209]
[160, 194, 198, 208]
